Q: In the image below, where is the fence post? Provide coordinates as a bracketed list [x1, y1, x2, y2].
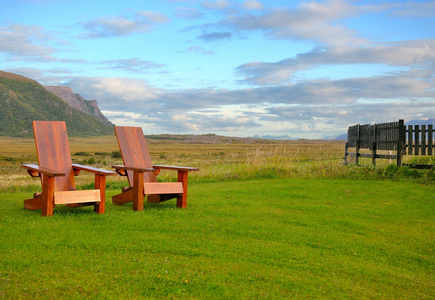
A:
[344, 142, 349, 164]
[428, 124, 433, 156]
[397, 119, 405, 166]
[408, 125, 413, 155]
[415, 125, 420, 155]
[356, 124, 360, 165]
[421, 125, 426, 155]
[372, 124, 377, 165]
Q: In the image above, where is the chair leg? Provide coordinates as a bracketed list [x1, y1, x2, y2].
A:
[41, 175, 55, 216]
[94, 174, 106, 214]
[132, 171, 144, 211]
[177, 171, 189, 208]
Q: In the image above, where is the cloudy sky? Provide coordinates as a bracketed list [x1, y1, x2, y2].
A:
[1, 0, 434, 138]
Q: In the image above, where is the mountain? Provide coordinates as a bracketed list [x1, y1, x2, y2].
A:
[0, 71, 114, 137]
[44, 86, 112, 126]
[405, 118, 435, 126]
[334, 133, 347, 140]
[252, 134, 298, 140]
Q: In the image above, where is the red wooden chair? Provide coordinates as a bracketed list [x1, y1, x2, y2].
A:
[112, 126, 199, 210]
[22, 121, 116, 216]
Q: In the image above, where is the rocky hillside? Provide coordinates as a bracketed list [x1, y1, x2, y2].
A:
[0, 71, 114, 137]
[44, 86, 112, 126]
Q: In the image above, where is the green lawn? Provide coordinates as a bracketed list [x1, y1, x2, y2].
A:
[0, 178, 433, 299]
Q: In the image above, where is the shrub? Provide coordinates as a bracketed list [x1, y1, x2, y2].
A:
[111, 151, 122, 158]
[74, 151, 90, 156]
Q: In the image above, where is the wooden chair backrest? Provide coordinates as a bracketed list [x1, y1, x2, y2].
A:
[114, 126, 157, 187]
[33, 121, 76, 191]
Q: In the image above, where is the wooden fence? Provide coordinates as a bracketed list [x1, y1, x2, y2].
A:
[344, 119, 434, 167]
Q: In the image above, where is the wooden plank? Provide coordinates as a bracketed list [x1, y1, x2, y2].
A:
[421, 125, 426, 155]
[414, 125, 420, 155]
[115, 126, 157, 186]
[113, 166, 128, 176]
[397, 119, 405, 166]
[94, 174, 106, 214]
[72, 164, 117, 176]
[355, 124, 360, 164]
[22, 164, 65, 177]
[112, 189, 133, 205]
[132, 171, 144, 211]
[153, 165, 199, 172]
[33, 121, 76, 191]
[408, 125, 413, 155]
[428, 125, 433, 156]
[177, 171, 189, 208]
[54, 190, 100, 205]
[112, 165, 156, 173]
[24, 194, 43, 210]
[344, 142, 349, 163]
[41, 175, 55, 216]
[372, 125, 377, 165]
[144, 182, 183, 195]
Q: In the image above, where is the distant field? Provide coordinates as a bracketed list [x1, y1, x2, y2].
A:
[0, 135, 347, 189]
[1, 135, 433, 191]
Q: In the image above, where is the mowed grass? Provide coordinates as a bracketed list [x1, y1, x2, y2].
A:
[0, 136, 434, 298]
[1, 178, 434, 299]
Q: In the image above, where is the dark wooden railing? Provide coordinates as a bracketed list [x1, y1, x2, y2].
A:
[344, 119, 434, 167]
[407, 124, 434, 156]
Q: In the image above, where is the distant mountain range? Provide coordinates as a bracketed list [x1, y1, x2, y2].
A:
[252, 134, 299, 140]
[0, 71, 113, 137]
[405, 118, 435, 126]
[254, 119, 435, 141]
[255, 118, 435, 140]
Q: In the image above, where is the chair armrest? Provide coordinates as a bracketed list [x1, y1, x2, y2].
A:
[112, 165, 156, 173]
[153, 165, 200, 172]
[22, 164, 65, 177]
[72, 164, 117, 176]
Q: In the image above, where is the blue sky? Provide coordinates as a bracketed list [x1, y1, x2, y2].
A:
[1, 0, 434, 138]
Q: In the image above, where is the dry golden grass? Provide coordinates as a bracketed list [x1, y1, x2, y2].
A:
[2, 134, 432, 190]
[0, 135, 347, 188]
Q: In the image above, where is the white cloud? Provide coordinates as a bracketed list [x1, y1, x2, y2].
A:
[197, 31, 232, 41]
[186, 46, 215, 55]
[174, 7, 203, 19]
[0, 24, 54, 59]
[99, 58, 166, 73]
[56, 70, 435, 138]
[65, 77, 161, 107]
[223, 0, 369, 46]
[236, 40, 435, 85]
[82, 11, 169, 38]
[391, 2, 435, 17]
[202, 0, 231, 10]
[242, 1, 263, 10]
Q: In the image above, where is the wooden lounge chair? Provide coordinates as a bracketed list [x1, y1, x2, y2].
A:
[112, 126, 199, 210]
[22, 121, 116, 216]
